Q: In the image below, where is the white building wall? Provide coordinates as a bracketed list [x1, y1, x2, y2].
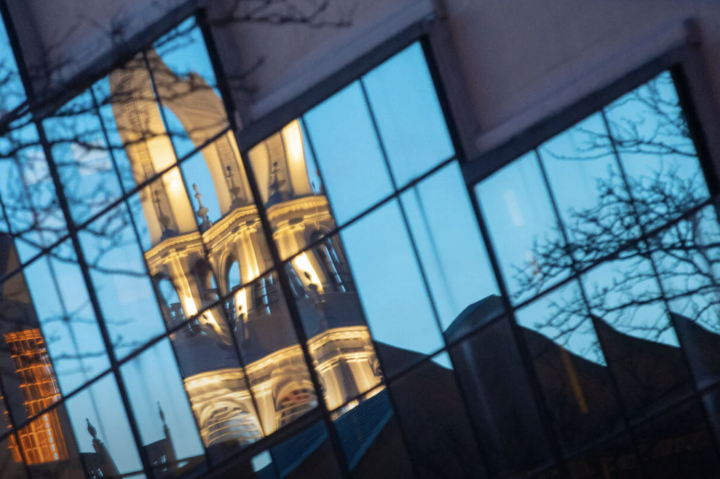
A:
[9, 0, 720, 161]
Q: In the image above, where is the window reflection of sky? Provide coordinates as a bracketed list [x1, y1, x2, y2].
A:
[0, 27, 712, 475]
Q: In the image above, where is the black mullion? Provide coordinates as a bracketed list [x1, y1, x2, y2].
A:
[419, 37, 466, 163]
[300, 108, 426, 478]
[358, 75, 492, 477]
[233, 148, 356, 479]
[600, 108, 720, 464]
[216, 116, 355, 477]
[88, 87, 219, 469]
[31, 119, 156, 479]
[465, 179, 571, 478]
[141, 50, 277, 450]
[533, 149, 650, 477]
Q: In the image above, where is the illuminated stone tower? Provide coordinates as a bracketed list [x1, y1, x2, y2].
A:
[109, 51, 383, 453]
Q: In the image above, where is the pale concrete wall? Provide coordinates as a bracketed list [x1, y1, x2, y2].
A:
[10, 0, 720, 162]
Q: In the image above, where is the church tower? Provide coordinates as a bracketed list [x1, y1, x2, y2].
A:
[108, 48, 383, 454]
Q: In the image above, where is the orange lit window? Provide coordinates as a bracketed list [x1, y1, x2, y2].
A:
[4, 329, 68, 464]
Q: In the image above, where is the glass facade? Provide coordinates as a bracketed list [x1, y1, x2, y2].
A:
[0, 9, 719, 479]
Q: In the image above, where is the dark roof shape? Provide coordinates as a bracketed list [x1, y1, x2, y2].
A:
[670, 312, 720, 387]
[444, 295, 505, 343]
[590, 315, 690, 418]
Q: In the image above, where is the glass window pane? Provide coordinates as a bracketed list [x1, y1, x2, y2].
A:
[43, 90, 123, 224]
[0, 120, 68, 259]
[516, 282, 629, 457]
[178, 134, 254, 231]
[269, 420, 344, 478]
[330, 387, 416, 478]
[449, 315, 553, 478]
[169, 297, 266, 464]
[78, 203, 167, 359]
[120, 339, 207, 478]
[303, 83, 394, 224]
[248, 119, 337, 261]
[0, 16, 25, 115]
[581, 257, 692, 418]
[22, 242, 110, 394]
[283, 253, 385, 411]
[63, 374, 145, 478]
[339, 201, 445, 377]
[651, 205, 720, 388]
[388, 352, 487, 478]
[362, 42, 454, 187]
[400, 161, 499, 335]
[103, 53, 180, 188]
[476, 152, 571, 304]
[149, 19, 227, 159]
[19, 404, 87, 479]
[539, 113, 641, 267]
[231, 271, 317, 436]
[604, 72, 710, 230]
[92, 77, 145, 193]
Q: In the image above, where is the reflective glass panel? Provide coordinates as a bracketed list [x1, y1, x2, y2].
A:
[582, 258, 691, 418]
[303, 83, 394, 224]
[22, 242, 110, 394]
[604, 72, 709, 230]
[388, 352, 486, 478]
[150, 18, 227, 159]
[476, 152, 571, 304]
[120, 339, 207, 478]
[331, 387, 416, 478]
[362, 42, 454, 187]
[650, 205, 720, 388]
[43, 90, 123, 224]
[0, 431, 27, 479]
[269, 420, 344, 478]
[339, 201, 444, 377]
[539, 113, 640, 267]
[78, 203, 167, 359]
[63, 374, 145, 478]
[449, 316, 553, 478]
[400, 161, 499, 335]
[230, 271, 317, 436]
[0, 120, 68, 261]
[0, 14, 25, 115]
[516, 282, 628, 456]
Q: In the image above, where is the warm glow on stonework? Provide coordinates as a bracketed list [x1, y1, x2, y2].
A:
[4, 329, 68, 465]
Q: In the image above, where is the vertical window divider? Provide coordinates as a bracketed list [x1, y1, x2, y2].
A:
[533, 148, 650, 476]
[464, 176, 573, 478]
[357, 74, 492, 478]
[31, 117, 156, 479]
[88, 83, 218, 469]
[140, 41, 276, 450]
[599, 107, 720, 463]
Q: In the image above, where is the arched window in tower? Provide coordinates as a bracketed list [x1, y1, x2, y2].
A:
[224, 258, 246, 327]
[276, 384, 318, 429]
[253, 272, 279, 317]
[194, 259, 219, 304]
[154, 275, 185, 327]
[204, 403, 263, 448]
[310, 231, 353, 292]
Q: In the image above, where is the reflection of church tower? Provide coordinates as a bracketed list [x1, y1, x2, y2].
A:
[143, 403, 178, 478]
[85, 419, 120, 478]
[0, 233, 81, 474]
[109, 50, 383, 454]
